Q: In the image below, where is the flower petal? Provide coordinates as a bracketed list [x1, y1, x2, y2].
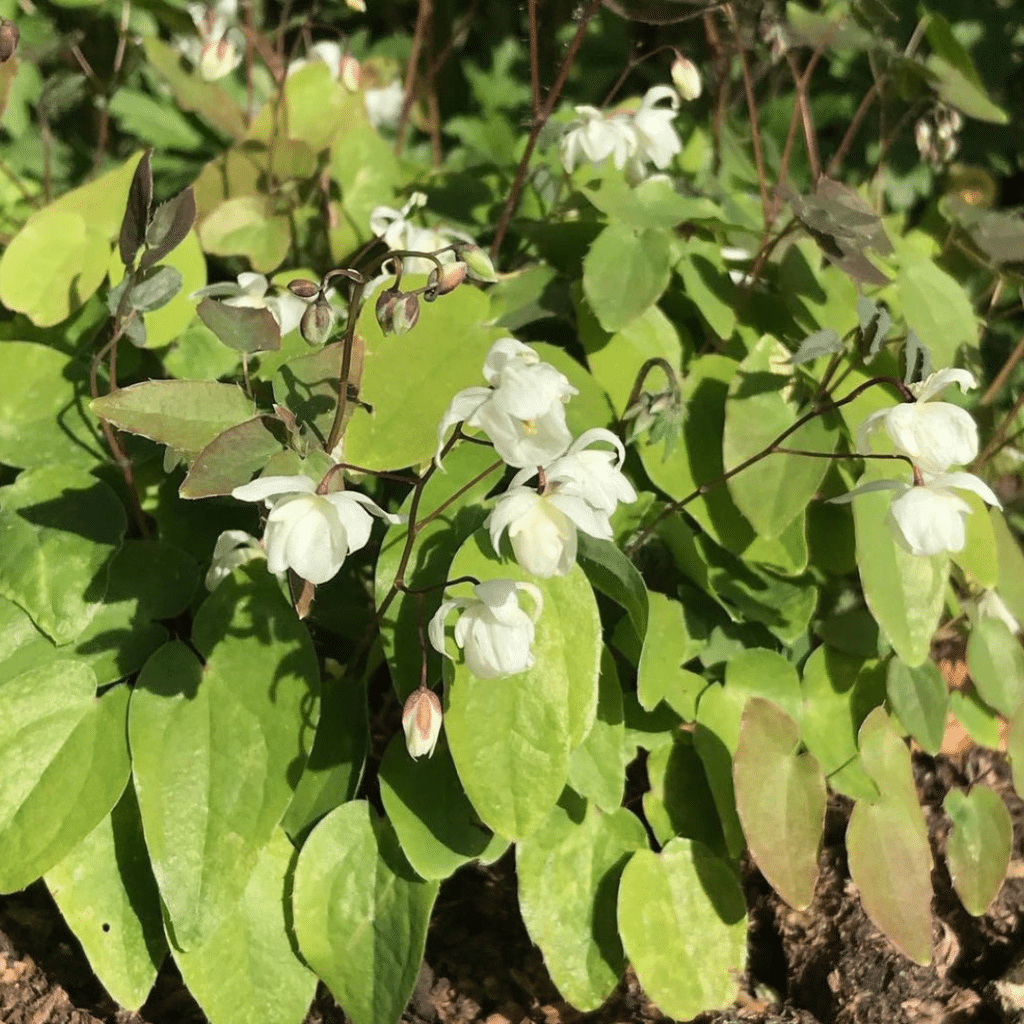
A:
[232, 474, 317, 503]
[911, 368, 977, 403]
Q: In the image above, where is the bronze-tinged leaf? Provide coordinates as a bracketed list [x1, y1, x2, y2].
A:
[141, 187, 197, 269]
[197, 297, 281, 354]
[120, 150, 153, 267]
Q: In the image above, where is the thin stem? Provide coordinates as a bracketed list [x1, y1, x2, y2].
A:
[784, 49, 820, 183]
[980, 330, 1024, 407]
[414, 458, 503, 532]
[625, 375, 912, 555]
[489, 0, 603, 261]
[774, 447, 915, 471]
[973, 386, 1024, 471]
[396, 0, 432, 154]
[527, 0, 541, 120]
[398, 574, 482, 596]
[827, 78, 881, 178]
[324, 277, 366, 457]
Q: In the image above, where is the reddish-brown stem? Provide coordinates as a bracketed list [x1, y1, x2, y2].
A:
[827, 78, 881, 178]
[973, 386, 1024, 471]
[784, 49, 821, 184]
[396, 0, 432, 154]
[489, 0, 603, 262]
[980, 330, 1024, 407]
[527, 0, 541, 119]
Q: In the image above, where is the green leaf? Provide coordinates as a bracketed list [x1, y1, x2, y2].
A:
[950, 688, 1001, 749]
[583, 174, 724, 231]
[518, 794, 647, 1010]
[852, 464, 948, 666]
[1007, 708, 1024, 799]
[129, 566, 319, 949]
[891, 259, 978, 366]
[0, 341, 104, 469]
[293, 801, 439, 1024]
[846, 708, 933, 965]
[733, 697, 826, 910]
[0, 663, 130, 893]
[676, 239, 737, 340]
[0, 467, 126, 644]
[643, 734, 724, 852]
[885, 657, 948, 755]
[951, 490, 999, 588]
[175, 829, 317, 1024]
[180, 417, 287, 499]
[576, 534, 649, 643]
[567, 650, 628, 813]
[379, 735, 504, 881]
[637, 592, 706, 719]
[45, 786, 167, 1011]
[197, 297, 281, 354]
[723, 335, 837, 539]
[199, 196, 291, 275]
[443, 532, 601, 840]
[583, 223, 671, 333]
[991, 511, 1024, 627]
[618, 838, 746, 1020]
[108, 88, 205, 151]
[91, 379, 255, 457]
[925, 54, 1009, 124]
[944, 785, 1012, 917]
[967, 618, 1024, 717]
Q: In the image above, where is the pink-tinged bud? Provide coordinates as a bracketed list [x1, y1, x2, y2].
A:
[391, 293, 420, 335]
[300, 299, 334, 346]
[339, 54, 361, 92]
[671, 54, 701, 101]
[402, 686, 442, 759]
[375, 288, 400, 335]
[0, 19, 19, 63]
[288, 278, 320, 299]
[427, 261, 468, 299]
[457, 244, 497, 283]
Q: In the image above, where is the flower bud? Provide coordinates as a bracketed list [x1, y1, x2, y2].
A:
[671, 54, 702, 101]
[346, 0, 366, 9]
[288, 278, 320, 299]
[300, 298, 335, 346]
[0, 19, 19, 63]
[402, 686, 442, 760]
[457, 244, 497, 283]
[391, 294, 420, 335]
[199, 36, 237, 82]
[427, 261, 468, 299]
[375, 288, 400, 335]
[914, 119, 933, 160]
[339, 54, 361, 92]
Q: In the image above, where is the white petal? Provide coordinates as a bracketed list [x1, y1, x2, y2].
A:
[482, 338, 537, 385]
[827, 478, 904, 504]
[888, 486, 969, 556]
[855, 408, 892, 455]
[428, 598, 464, 658]
[884, 402, 978, 473]
[235, 272, 269, 297]
[911, 368, 977, 403]
[930, 471, 1002, 509]
[436, 387, 492, 465]
[284, 501, 347, 584]
[232, 474, 317, 503]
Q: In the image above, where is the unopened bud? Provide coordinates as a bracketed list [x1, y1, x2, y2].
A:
[300, 299, 334, 346]
[671, 54, 701, 101]
[457, 244, 497, 283]
[914, 119, 933, 160]
[288, 278, 320, 299]
[339, 54, 361, 92]
[0, 19, 19, 63]
[199, 37, 237, 81]
[391, 294, 420, 335]
[402, 686, 442, 760]
[346, 0, 366, 9]
[375, 288, 400, 335]
[427, 261, 468, 299]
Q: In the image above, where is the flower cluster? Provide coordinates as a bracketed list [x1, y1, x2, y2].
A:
[559, 85, 688, 183]
[837, 369, 1000, 556]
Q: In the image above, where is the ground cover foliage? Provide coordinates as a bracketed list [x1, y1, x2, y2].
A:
[1, 0, 1024, 1020]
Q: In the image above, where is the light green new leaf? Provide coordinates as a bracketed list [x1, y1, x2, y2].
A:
[950, 688, 1002, 749]
[926, 54, 1009, 125]
[637, 592, 706, 719]
[293, 801, 439, 1024]
[91, 380, 255, 457]
[583, 223, 671, 333]
[991, 511, 1024, 626]
[892, 259, 978, 367]
[852, 464, 948, 666]
[0, 467, 125, 644]
[577, 533, 648, 644]
[676, 239, 737, 340]
[175, 829, 317, 1024]
[443, 532, 600, 840]
[199, 196, 290, 274]
[518, 794, 647, 1011]
[379, 735, 505, 881]
[0, 662, 130, 893]
[643, 734, 724, 852]
[967, 618, 1024, 717]
[886, 658, 948, 755]
[846, 708, 933, 965]
[130, 566, 319, 949]
[723, 335, 836, 539]
[618, 838, 746, 1021]
[944, 785, 1012, 917]
[45, 787, 167, 1012]
[1007, 709, 1024, 801]
[951, 490, 998, 589]
[733, 697, 826, 910]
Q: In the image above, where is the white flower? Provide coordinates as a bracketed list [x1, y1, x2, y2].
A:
[975, 589, 1021, 634]
[365, 79, 405, 132]
[402, 686, 443, 759]
[857, 368, 979, 476]
[436, 338, 577, 469]
[183, 0, 242, 80]
[671, 55, 702, 101]
[560, 105, 637, 174]
[833, 471, 1001, 557]
[287, 42, 360, 90]
[629, 86, 682, 172]
[205, 529, 263, 590]
[486, 430, 635, 577]
[428, 579, 543, 679]
[231, 474, 402, 585]
[191, 273, 308, 336]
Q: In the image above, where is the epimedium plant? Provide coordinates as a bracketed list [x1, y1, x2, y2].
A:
[0, 0, 1024, 1021]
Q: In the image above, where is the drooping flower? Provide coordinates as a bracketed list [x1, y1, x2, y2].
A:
[402, 686, 443, 759]
[182, 0, 242, 81]
[191, 273, 308, 336]
[428, 579, 543, 679]
[231, 474, 402, 585]
[857, 368, 979, 476]
[560, 105, 638, 174]
[365, 79, 405, 132]
[486, 430, 635, 577]
[436, 338, 578, 469]
[975, 589, 1021, 634]
[205, 529, 263, 590]
[627, 86, 683, 175]
[671, 54, 702, 101]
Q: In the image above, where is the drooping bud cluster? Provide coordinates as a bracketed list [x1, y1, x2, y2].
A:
[914, 105, 964, 169]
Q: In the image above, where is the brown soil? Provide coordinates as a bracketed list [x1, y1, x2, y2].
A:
[1, 746, 1023, 1024]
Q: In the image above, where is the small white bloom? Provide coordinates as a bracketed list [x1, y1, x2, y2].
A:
[629, 85, 682, 172]
[832, 470, 1001, 556]
[365, 79, 405, 132]
[205, 529, 263, 590]
[975, 589, 1021, 634]
[541, 428, 638, 513]
[560, 105, 637, 174]
[671, 55, 702, 101]
[231, 474, 402, 585]
[857, 368, 980, 476]
[191, 272, 308, 336]
[402, 686, 443, 759]
[183, 0, 242, 80]
[436, 338, 578, 469]
[429, 579, 543, 679]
